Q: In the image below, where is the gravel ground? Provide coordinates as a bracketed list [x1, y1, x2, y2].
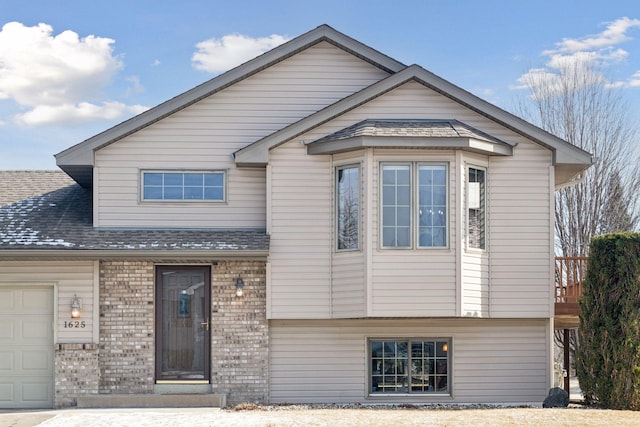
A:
[2, 404, 640, 427]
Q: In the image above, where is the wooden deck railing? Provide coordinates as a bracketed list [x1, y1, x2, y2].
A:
[555, 256, 587, 304]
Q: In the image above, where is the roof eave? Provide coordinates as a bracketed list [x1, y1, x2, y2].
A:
[306, 135, 513, 156]
[0, 249, 270, 261]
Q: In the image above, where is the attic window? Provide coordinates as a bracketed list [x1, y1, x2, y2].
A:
[141, 171, 225, 202]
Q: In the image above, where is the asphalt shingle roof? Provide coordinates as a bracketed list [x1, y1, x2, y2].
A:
[0, 170, 75, 206]
[311, 119, 511, 145]
[0, 171, 269, 252]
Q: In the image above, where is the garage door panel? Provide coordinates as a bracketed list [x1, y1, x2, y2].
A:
[22, 319, 52, 340]
[0, 290, 15, 311]
[22, 381, 51, 402]
[0, 352, 14, 370]
[22, 350, 52, 372]
[0, 383, 14, 402]
[21, 289, 53, 313]
[0, 321, 14, 340]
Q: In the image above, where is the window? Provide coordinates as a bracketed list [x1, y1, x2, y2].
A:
[336, 165, 360, 251]
[381, 163, 447, 248]
[142, 171, 224, 201]
[468, 167, 486, 249]
[370, 339, 450, 394]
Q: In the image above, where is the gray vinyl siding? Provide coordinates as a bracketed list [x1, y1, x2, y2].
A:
[94, 42, 389, 228]
[0, 261, 97, 343]
[269, 318, 550, 403]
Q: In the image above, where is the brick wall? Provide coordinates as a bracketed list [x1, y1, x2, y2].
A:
[99, 260, 155, 394]
[54, 343, 99, 407]
[211, 261, 269, 404]
[95, 259, 268, 404]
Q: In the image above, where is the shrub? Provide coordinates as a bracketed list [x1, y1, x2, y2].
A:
[577, 232, 640, 410]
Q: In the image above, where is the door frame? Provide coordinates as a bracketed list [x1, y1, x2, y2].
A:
[154, 265, 211, 383]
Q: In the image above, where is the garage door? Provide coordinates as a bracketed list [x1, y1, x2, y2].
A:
[0, 286, 54, 408]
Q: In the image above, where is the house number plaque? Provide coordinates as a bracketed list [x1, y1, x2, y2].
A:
[63, 320, 86, 328]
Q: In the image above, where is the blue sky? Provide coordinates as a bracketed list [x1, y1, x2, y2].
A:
[1, 0, 639, 169]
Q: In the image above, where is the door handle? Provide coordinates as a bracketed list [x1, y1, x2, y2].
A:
[200, 319, 210, 331]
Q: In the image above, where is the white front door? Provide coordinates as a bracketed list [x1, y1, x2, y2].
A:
[0, 286, 54, 408]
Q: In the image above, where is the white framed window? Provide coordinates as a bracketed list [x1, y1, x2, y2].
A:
[467, 166, 486, 250]
[336, 164, 360, 251]
[370, 338, 450, 394]
[381, 163, 448, 249]
[141, 171, 225, 202]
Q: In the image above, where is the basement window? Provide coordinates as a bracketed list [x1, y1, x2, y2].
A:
[370, 339, 450, 395]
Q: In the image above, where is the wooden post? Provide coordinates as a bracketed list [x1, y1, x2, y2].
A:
[564, 328, 570, 399]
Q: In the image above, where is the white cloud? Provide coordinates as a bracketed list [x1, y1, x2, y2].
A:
[14, 102, 148, 126]
[514, 17, 640, 93]
[0, 22, 145, 126]
[629, 70, 640, 87]
[543, 17, 640, 55]
[125, 75, 144, 96]
[511, 67, 563, 93]
[192, 33, 290, 73]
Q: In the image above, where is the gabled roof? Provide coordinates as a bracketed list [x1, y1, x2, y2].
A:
[54, 24, 406, 187]
[306, 119, 514, 156]
[0, 172, 269, 258]
[233, 64, 592, 185]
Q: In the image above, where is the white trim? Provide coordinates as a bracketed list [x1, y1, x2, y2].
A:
[92, 260, 100, 344]
[139, 170, 226, 203]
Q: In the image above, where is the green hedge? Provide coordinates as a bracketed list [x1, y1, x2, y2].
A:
[577, 232, 640, 410]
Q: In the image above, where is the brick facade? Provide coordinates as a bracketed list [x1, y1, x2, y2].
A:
[53, 259, 268, 406]
[54, 343, 99, 407]
[99, 260, 155, 394]
[211, 261, 269, 404]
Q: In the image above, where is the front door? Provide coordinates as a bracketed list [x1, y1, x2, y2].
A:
[155, 266, 210, 381]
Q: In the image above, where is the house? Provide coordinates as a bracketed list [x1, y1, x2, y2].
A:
[0, 25, 592, 409]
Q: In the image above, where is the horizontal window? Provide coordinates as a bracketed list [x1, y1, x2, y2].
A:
[370, 339, 450, 395]
[142, 171, 225, 201]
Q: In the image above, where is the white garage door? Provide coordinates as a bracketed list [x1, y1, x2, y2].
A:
[0, 286, 54, 408]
